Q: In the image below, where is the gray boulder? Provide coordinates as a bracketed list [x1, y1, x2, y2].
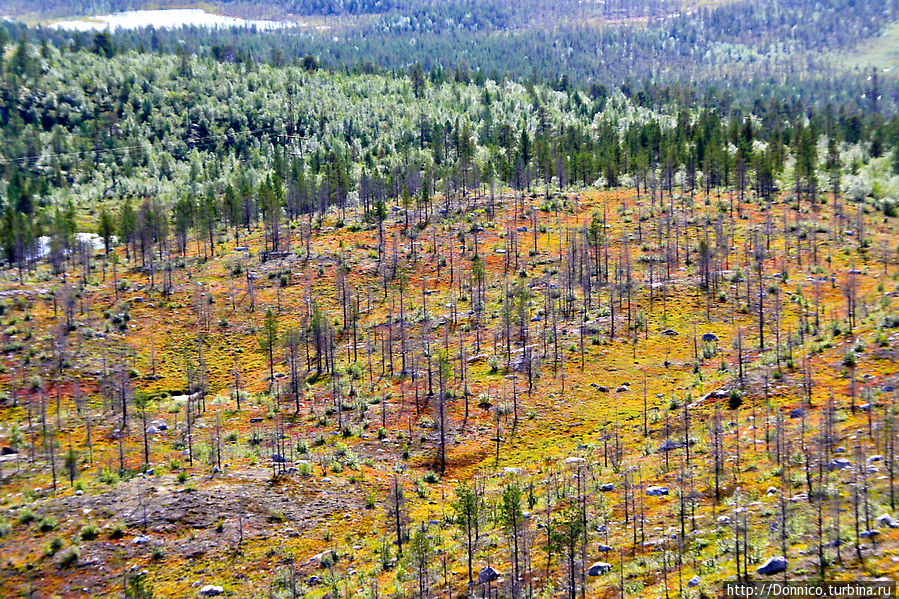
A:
[478, 566, 500, 584]
[587, 562, 613, 576]
[646, 486, 669, 496]
[756, 556, 788, 575]
[688, 575, 701, 587]
[658, 440, 681, 452]
[860, 529, 880, 539]
[828, 458, 851, 471]
[199, 586, 223, 597]
[600, 483, 615, 492]
[876, 514, 899, 528]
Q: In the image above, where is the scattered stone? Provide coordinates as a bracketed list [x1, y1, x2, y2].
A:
[478, 566, 500, 584]
[1, 447, 17, 455]
[564, 457, 585, 465]
[688, 575, 701, 587]
[646, 486, 669, 496]
[701, 333, 718, 343]
[74, 489, 83, 496]
[199, 586, 223, 597]
[658, 440, 681, 452]
[596, 544, 612, 552]
[271, 454, 287, 463]
[132, 535, 150, 545]
[600, 483, 615, 492]
[869, 455, 883, 462]
[587, 562, 613, 576]
[662, 329, 679, 336]
[789, 408, 804, 419]
[307, 576, 321, 586]
[616, 386, 629, 393]
[717, 516, 732, 525]
[757, 556, 788, 576]
[860, 529, 881, 539]
[828, 458, 851, 471]
[503, 467, 522, 476]
[249, 417, 264, 423]
[876, 514, 899, 528]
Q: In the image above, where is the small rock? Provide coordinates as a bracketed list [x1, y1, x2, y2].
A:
[646, 486, 669, 496]
[199, 586, 223, 597]
[658, 440, 681, 452]
[757, 556, 788, 575]
[600, 483, 615, 492]
[503, 467, 522, 476]
[132, 535, 150, 545]
[662, 329, 679, 336]
[587, 562, 613, 576]
[564, 457, 585, 465]
[249, 417, 264, 423]
[597, 544, 612, 552]
[828, 458, 851, 471]
[271, 454, 287, 463]
[717, 516, 732, 525]
[860, 529, 881, 539]
[478, 566, 500, 584]
[688, 575, 701, 587]
[307, 575, 321, 586]
[701, 333, 718, 343]
[876, 514, 899, 528]
[789, 408, 804, 419]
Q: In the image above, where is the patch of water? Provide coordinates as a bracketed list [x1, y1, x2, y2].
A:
[48, 8, 300, 32]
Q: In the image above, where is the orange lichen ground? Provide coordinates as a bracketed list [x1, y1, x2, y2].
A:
[0, 186, 896, 597]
